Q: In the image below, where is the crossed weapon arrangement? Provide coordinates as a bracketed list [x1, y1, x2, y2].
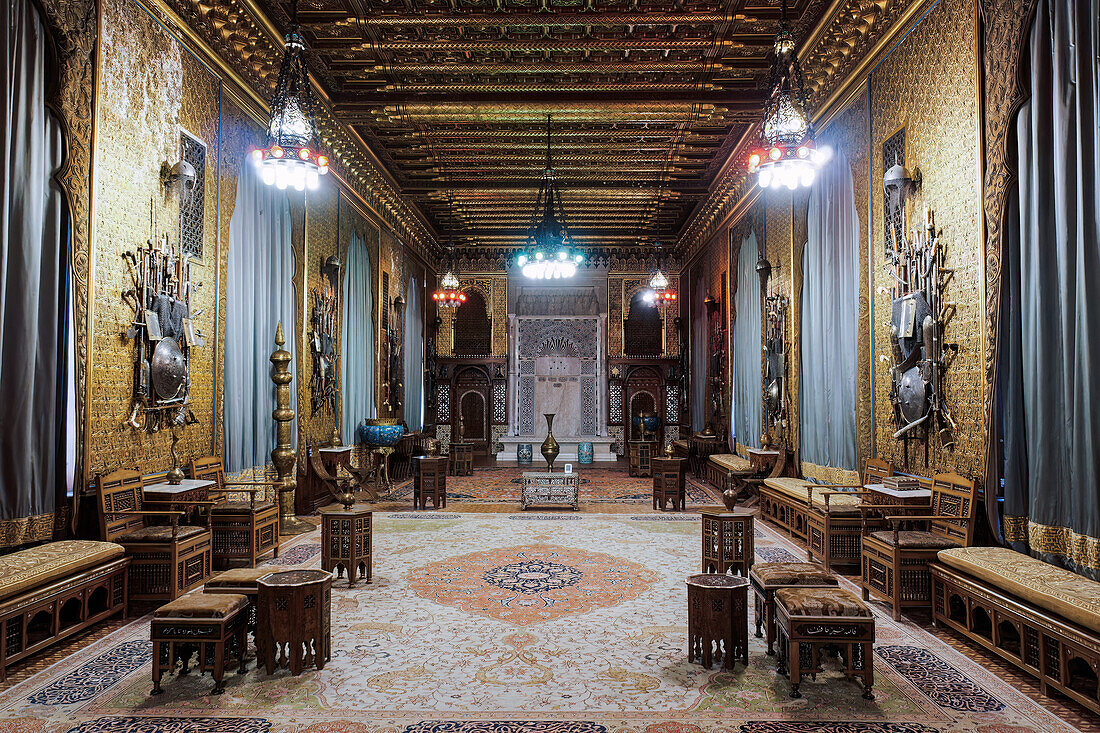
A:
[883, 208, 959, 450]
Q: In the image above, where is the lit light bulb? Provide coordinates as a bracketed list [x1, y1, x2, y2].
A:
[262, 164, 276, 186]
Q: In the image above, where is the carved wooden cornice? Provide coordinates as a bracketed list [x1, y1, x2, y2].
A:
[162, 0, 439, 257]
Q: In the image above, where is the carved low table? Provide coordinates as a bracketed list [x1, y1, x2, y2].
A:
[319, 505, 372, 586]
[257, 569, 331, 675]
[448, 441, 474, 476]
[864, 483, 932, 506]
[414, 456, 448, 510]
[653, 457, 687, 511]
[629, 440, 658, 477]
[144, 478, 216, 525]
[686, 573, 749, 670]
[520, 471, 580, 510]
[150, 592, 249, 695]
[749, 561, 838, 655]
[701, 510, 755, 577]
[774, 586, 875, 699]
[205, 565, 290, 637]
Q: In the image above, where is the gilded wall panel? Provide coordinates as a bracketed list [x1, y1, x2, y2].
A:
[89, 0, 221, 477]
[608, 278, 623, 357]
[869, 0, 983, 478]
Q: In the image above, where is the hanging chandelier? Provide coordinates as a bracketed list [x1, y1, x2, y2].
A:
[432, 192, 466, 307]
[252, 14, 328, 191]
[647, 214, 676, 307]
[515, 115, 584, 279]
[746, 0, 824, 190]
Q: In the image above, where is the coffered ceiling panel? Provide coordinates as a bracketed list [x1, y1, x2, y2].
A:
[256, 0, 830, 253]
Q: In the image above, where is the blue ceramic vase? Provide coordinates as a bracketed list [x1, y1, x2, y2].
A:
[577, 442, 594, 464]
[517, 443, 533, 465]
[358, 418, 405, 447]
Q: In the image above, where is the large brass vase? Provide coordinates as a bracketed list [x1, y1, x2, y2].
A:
[540, 413, 560, 471]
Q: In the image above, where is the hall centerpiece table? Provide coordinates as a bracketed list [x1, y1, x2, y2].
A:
[520, 470, 580, 510]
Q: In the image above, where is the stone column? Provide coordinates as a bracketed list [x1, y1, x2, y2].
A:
[598, 313, 608, 436]
[507, 314, 518, 436]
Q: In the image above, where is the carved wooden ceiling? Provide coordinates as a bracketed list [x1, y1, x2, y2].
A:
[254, 0, 831, 253]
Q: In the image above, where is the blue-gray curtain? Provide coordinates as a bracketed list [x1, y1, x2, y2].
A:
[341, 231, 374, 443]
[800, 149, 859, 471]
[0, 0, 71, 545]
[403, 269, 424, 431]
[1000, 0, 1100, 579]
[223, 161, 296, 473]
[733, 231, 762, 449]
[690, 266, 707, 432]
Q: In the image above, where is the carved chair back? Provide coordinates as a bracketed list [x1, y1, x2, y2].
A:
[863, 458, 893, 485]
[96, 469, 147, 542]
[189, 455, 229, 503]
[929, 473, 978, 546]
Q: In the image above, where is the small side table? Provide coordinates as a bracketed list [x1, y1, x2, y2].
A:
[319, 505, 372, 586]
[652, 457, 686, 511]
[448, 441, 474, 476]
[144, 478, 216, 525]
[746, 447, 781, 474]
[864, 483, 932, 506]
[686, 574, 749, 670]
[520, 471, 580, 510]
[414, 456, 448, 510]
[701, 510, 755, 577]
[629, 440, 657, 477]
[689, 434, 722, 477]
[257, 570, 332, 676]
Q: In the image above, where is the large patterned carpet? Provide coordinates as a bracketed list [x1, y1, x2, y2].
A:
[0, 514, 1085, 733]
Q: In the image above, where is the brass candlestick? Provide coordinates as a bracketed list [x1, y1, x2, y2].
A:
[166, 428, 185, 484]
[270, 322, 312, 535]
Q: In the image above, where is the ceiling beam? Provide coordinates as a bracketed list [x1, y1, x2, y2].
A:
[335, 95, 761, 111]
[310, 38, 747, 52]
[297, 11, 773, 27]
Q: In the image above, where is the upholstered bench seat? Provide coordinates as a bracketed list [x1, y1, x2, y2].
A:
[153, 592, 248, 619]
[752, 562, 837, 587]
[0, 540, 125, 604]
[776, 587, 872, 617]
[709, 453, 752, 472]
[763, 477, 862, 513]
[869, 530, 959, 551]
[938, 546, 1100, 634]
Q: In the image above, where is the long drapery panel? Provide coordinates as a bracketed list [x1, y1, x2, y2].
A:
[800, 149, 859, 473]
[1001, 0, 1100, 578]
[223, 162, 296, 473]
[0, 0, 70, 546]
[403, 268, 424, 431]
[733, 231, 762, 450]
[341, 231, 374, 443]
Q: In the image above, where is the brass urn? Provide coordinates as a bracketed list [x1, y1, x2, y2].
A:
[540, 413, 560, 470]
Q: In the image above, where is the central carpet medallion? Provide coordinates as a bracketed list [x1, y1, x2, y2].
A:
[407, 543, 658, 625]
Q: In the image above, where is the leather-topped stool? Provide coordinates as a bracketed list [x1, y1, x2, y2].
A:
[774, 586, 875, 699]
[204, 566, 290, 635]
[749, 561, 838, 655]
[151, 593, 249, 695]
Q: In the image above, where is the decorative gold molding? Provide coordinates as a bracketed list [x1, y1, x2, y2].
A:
[1003, 516, 1100, 572]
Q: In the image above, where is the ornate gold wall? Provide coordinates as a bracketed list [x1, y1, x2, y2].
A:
[608, 274, 681, 360]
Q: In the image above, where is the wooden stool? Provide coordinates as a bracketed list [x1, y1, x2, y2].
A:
[448, 442, 473, 476]
[749, 562, 838, 655]
[319, 505, 372, 586]
[414, 456, 448, 509]
[629, 440, 657, 477]
[257, 570, 331, 676]
[701, 510, 755, 577]
[686, 574, 749, 670]
[151, 593, 249, 695]
[774, 586, 875, 699]
[652, 457, 687, 510]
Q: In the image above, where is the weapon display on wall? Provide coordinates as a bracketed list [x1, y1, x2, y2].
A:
[120, 203, 203, 433]
[762, 293, 788, 446]
[309, 270, 339, 416]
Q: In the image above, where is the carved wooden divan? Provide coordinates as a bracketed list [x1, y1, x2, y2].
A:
[704, 453, 752, 497]
[0, 540, 129, 680]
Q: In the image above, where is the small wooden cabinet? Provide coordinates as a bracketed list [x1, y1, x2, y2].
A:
[414, 456, 448, 510]
[628, 440, 658, 477]
[652, 457, 687, 511]
[319, 506, 372, 586]
[448, 442, 474, 476]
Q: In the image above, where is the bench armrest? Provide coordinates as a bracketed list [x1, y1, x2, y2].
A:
[109, 509, 184, 517]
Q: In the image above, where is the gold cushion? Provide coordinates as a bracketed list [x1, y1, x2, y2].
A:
[938, 546, 1100, 634]
[116, 525, 208, 543]
[153, 592, 248, 619]
[751, 562, 839, 587]
[709, 454, 752, 472]
[211, 500, 277, 514]
[205, 566, 291, 590]
[0, 540, 125, 604]
[775, 587, 871, 617]
[763, 478, 862, 514]
[869, 530, 959, 550]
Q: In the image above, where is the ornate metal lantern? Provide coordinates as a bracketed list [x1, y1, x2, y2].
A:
[746, 0, 825, 190]
[515, 115, 584, 279]
[252, 21, 329, 191]
[647, 237, 676, 308]
[432, 254, 465, 308]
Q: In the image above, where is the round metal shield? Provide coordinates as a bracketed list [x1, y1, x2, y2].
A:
[765, 379, 780, 412]
[897, 366, 929, 424]
[151, 337, 188, 400]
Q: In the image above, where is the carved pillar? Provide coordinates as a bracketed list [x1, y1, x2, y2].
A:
[507, 314, 518, 435]
[271, 322, 311, 535]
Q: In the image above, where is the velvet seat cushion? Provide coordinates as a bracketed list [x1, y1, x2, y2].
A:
[153, 592, 248, 619]
[211, 500, 277, 513]
[751, 562, 838, 587]
[938, 546, 1100, 634]
[763, 477, 862, 514]
[709, 454, 752, 472]
[205, 566, 290, 589]
[868, 530, 959, 550]
[775, 587, 871, 617]
[0, 540, 125, 604]
[116, 524, 208, 543]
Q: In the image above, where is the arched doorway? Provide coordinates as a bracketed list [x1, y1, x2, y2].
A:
[625, 366, 662, 444]
[454, 366, 491, 456]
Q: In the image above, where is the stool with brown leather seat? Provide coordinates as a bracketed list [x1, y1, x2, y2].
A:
[749, 561, 838, 655]
[150, 593, 250, 695]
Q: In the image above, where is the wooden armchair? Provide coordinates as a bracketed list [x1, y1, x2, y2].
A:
[861, 472, 977, 620]
[189, 457, 281, 569]
[96, 469, 212, 604]
[806, 458, 894, 571]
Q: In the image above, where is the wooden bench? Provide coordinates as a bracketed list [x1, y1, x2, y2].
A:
[930, 546, 1100, 715]
[0, 540, 129, 680]
[760, 477, 861, 543]
[705, 453, 753, 496]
